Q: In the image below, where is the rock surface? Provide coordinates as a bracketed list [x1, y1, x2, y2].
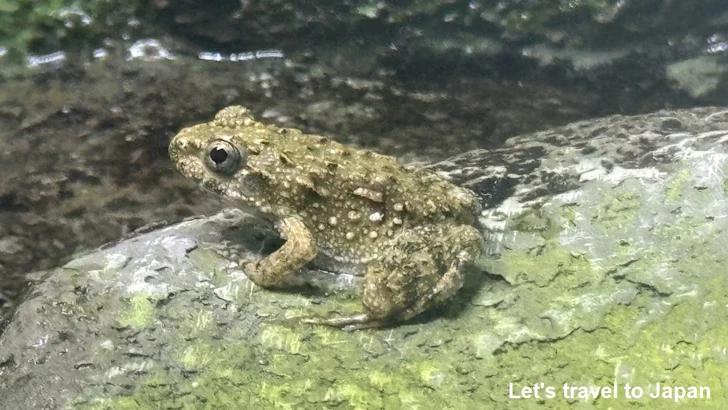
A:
[1, 108, 727, 409]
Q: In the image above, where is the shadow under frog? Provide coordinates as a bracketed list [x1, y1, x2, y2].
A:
[169, 106, 485, 330]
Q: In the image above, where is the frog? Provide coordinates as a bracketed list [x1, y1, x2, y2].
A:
[169, 106, 483, 330]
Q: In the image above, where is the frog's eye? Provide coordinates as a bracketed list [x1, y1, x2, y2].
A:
[204, 139, 245, 175]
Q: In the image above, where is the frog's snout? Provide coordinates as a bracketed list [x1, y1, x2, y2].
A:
[168, 132, 190, 163]
[168, 131, 206, 182]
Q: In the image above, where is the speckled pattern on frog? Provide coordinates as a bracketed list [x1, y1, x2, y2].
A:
[169, 106, 483, 329]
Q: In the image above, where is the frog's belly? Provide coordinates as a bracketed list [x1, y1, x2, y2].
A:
[312, 251, 371, 277]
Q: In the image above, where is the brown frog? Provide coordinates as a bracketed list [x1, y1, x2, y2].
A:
[169, 106, 483, 330]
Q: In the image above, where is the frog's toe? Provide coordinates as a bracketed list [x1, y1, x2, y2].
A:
[342, 321, 384, 331]
[301, 313, 381, 330]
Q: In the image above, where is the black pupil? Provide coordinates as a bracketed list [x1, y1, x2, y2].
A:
[209, 147, 228, 164]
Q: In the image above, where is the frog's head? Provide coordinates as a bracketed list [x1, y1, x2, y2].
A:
[168, 106, 282, 216]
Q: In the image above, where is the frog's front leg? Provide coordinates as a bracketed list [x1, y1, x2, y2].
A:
[244, 215, 317, 288]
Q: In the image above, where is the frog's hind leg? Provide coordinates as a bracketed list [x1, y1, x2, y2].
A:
[397, 249, 470, 322]
[306, 248, 469, 330]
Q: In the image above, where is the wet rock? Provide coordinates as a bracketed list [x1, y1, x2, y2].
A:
[1, 107, 726, 408]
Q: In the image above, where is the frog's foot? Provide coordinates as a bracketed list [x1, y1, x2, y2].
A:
[301, 314, 384, 331]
